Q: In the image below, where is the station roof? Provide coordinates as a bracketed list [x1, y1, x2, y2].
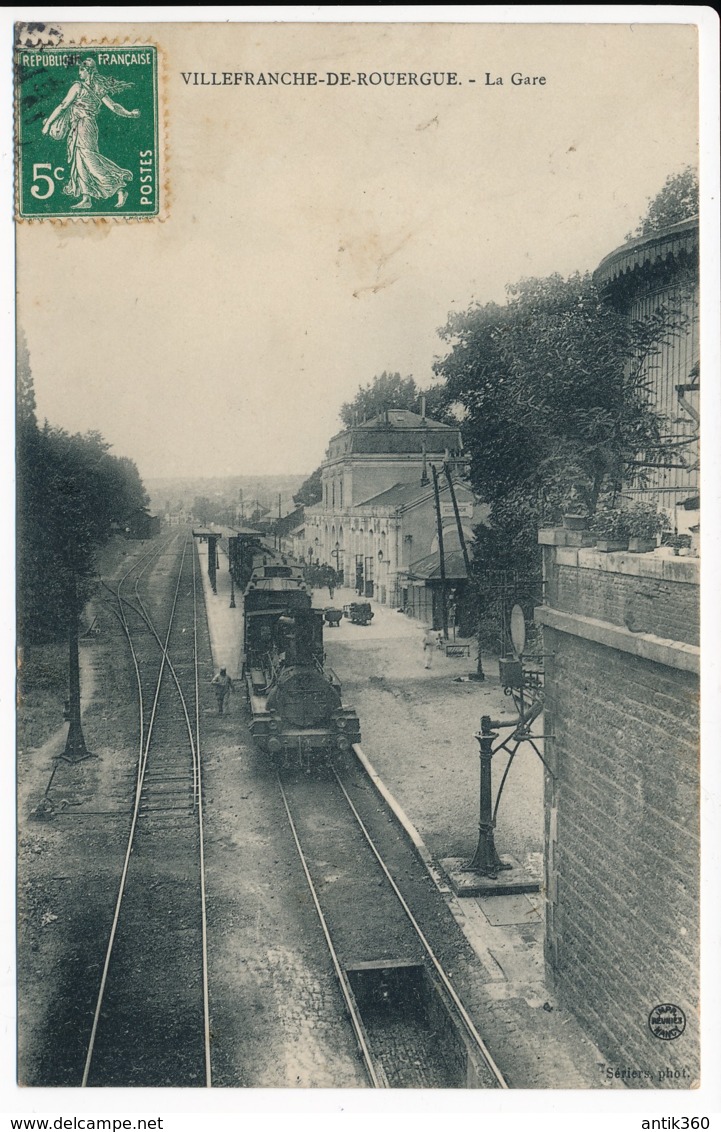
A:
[273, 506, 305, 537]
[357, 409, 451, 430]
[355, 480, 432, 509]
[594, 215, 698, 290]
[355, 476, 474, 511]
[325, 407, 463, 460]
[406, 548, 469, 581]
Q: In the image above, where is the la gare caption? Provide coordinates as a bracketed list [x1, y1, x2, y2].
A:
[485, 72, 546, 85]
[180, 70, 547, 88]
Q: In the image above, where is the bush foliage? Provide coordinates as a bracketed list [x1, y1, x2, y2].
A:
[433, 272, 686, 579]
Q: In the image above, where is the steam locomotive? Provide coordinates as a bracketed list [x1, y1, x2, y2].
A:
[228, 532, 360, 764]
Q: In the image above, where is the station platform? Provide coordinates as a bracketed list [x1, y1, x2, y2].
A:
[195, 537, 243, 679]
[193, 538, 609, 1085]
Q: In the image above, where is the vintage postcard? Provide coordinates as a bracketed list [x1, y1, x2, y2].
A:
[7, 8, 719, 1123]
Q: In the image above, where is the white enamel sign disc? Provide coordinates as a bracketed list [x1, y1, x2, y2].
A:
[510, 604, 526, 657]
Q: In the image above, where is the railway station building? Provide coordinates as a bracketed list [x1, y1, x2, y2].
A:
[275, 505, 307, 562]
[305, 407, 487, 621]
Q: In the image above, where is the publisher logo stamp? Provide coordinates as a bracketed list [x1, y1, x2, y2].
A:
[15, 44, 159, 219]
[648, 1003, 686, 1041]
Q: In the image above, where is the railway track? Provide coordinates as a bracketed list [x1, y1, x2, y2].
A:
[80, 533, 212, 1087]
[277, 762, 508, 1090]
[32, 533, 502, 1088]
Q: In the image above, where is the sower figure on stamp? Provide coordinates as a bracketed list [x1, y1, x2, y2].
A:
[211, 667, 233, 715]
[41, 58, 140, 210]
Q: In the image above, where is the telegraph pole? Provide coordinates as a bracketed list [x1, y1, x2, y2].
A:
[61, 572, 92, 764]
[431, 464, 449, 640]
[442, 462, 471, 577]
[443, 461, 484, 676]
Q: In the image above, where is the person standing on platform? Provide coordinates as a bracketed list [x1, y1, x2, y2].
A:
[422, 628, 435, 670]
[211, 667, 233, 714]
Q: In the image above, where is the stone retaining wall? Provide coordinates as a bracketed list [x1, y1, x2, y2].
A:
[536, 535, 699, 1086]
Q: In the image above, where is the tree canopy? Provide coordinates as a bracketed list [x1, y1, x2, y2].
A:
[17, 370, 150, 640]
[630, 166, 698, 239]
[17, 330, 37, 434]
[293, 465, 323, 507]
[434, 271, 683, 576]
[339, 370, 449, 427]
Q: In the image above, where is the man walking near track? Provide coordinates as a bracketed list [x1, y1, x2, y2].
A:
[211, 667, 233, 714]
[422, 627, 435, 670]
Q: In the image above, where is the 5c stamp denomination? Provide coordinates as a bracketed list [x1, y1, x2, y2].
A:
[15, 44, 159, 219]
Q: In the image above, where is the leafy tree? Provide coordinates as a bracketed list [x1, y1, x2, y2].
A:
[114, 455, 150, 518]
[17, 330, 37, 433]
[293, 465, 323, 506]
[193, 496, 212, 524]
[434, 272, 684, 577]
[339, 370, 449, 427]
[630, 166, 698, 239]
[17, 377, 151, 641]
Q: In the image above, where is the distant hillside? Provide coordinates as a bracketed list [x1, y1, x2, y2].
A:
[145, 474, 308, 518]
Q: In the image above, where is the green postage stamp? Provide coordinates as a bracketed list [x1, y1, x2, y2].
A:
[15, 43, 159, 219]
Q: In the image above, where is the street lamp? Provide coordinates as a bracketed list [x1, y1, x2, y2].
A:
[331, 540, 340, 577]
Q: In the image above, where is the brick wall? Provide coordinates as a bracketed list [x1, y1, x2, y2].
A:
[537, 540, 700, 1087]
[545, 546, 699, 647]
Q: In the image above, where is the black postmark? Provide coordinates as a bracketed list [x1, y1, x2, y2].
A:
[648, 1003, 686, 1040]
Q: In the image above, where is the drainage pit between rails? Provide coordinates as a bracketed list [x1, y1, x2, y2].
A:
[346, 960, 490, 1089]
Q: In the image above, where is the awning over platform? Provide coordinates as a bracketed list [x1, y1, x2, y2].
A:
[405, 548, 469, 582]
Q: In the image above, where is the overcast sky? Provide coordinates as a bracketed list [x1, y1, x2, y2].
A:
[16, 18, 699, 482]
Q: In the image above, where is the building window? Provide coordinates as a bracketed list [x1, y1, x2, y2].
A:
[339, 478, 343, 508]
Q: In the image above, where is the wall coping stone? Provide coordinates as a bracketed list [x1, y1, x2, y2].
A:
[548, 545, 699, 585]
[535, 606, 699, 673]
[538, 527, 567, 546]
